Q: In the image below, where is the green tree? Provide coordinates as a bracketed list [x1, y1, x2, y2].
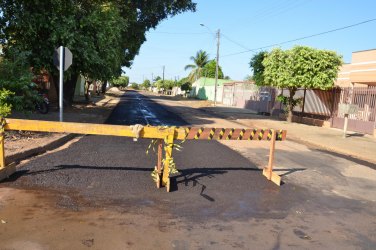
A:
[130, 82, 139, 90]
[154, 79, 175, 90]
[154, 76, 162, 82]
[249, 51, 268, 85]
[112, 76, 129, 88]
[0, 49, 40, 114]
[141, 79, 151, 89]
[260, 46, 342, 122]
[0, 1, 196, 104]
[184, 50, 210, 81]
[179, 77, 192, 93]
[201, 60, 224, 79]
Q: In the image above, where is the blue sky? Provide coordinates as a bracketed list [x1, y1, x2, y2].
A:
[125, 0, 376, 83]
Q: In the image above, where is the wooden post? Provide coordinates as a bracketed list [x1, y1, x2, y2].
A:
[267, 130, 276, 180]
[263, 129, 281, 186]
[156, 139, 163, 188]
[0, 131, 16, 181]
[0, 132, 5, 170]
[162, 130, 175, 192]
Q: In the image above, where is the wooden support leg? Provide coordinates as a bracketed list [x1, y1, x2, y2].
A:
[155, 139, 163, 188]
[162, 131, 174, 192]
[0, 132, 5, 170]
[0, 132, 16, 182]
[263, 129, 281, 186]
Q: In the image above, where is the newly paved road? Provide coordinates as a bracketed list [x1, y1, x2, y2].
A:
[2, 91, 376, 249]
[4, 91, 303, 220]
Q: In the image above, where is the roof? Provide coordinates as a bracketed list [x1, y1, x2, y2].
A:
[192, 77, 234, 87]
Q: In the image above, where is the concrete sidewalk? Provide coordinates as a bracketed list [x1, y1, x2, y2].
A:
[146, 93, 376, 165]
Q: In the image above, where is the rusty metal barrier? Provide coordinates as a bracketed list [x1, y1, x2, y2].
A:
[0, 118, 287, 191]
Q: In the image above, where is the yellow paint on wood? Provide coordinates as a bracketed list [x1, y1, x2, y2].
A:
[5, 119, 170, 139]
[162, 129, 175, 192]
[0, 133, 5, 170]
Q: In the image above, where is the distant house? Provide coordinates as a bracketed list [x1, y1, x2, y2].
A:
[190, 77, 234, 102]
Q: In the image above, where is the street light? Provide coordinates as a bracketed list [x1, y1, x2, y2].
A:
[200, 24, 220, 106]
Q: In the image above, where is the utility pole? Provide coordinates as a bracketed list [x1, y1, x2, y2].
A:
[214, 29, 220, 106]
[162, 66, 165, 83]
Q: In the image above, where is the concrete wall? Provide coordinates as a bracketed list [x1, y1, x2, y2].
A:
[336, 49, 376, 87]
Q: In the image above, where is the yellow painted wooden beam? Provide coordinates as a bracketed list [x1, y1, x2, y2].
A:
[0, 133, 5, 170]
[5, 119, 170, 139]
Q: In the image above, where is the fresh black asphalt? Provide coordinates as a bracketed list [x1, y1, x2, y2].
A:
[3, 91, 306, 221]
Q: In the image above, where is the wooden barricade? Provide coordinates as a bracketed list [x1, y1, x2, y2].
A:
[0, 118, 287, 191]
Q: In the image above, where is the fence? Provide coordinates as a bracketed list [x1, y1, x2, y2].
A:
[221, 84, 376, 134]
[331, 86, 376, 134]
[0, 119, 287, 191]
[222, 82, 281, 115]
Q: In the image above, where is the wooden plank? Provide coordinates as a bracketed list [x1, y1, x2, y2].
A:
[263, 168, 281, 186]
[5, 118, 170, 139]
[0, 133, 5, 170]
[4, 119, 287, 142]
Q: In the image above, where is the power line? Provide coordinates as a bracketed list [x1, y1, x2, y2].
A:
[247, 0, 311, 27]
[221, 17, 376, 58]
[153, 31, 209, 35]
[221, 33, 251, 51]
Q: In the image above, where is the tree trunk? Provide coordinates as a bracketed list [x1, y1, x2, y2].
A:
[64, 74, 78, 105]
[286, 87, 297, 123]
[52, 73, 79, 107]
[101, 80, 108, 94]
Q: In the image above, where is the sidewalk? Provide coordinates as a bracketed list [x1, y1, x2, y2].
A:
[4, 88, 122, 165]
[146, 93, 376, 165]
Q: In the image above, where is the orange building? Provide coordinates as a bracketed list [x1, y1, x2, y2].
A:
[336, 49, 376, 87]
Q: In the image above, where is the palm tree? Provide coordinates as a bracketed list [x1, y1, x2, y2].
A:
[184, 50, 210, 82]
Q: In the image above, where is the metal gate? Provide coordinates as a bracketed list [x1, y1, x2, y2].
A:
[331, 87, 376, 135]
[222, 84, 234, 106]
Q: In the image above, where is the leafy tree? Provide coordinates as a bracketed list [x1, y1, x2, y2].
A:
[0, 88, 13, 117]
[130, 82, 139, 90]
[154, 76, 162, 82]
[0, 49, 41, 114]
[180, 81, 192, 92]
[155, 79, 175, 90]
[141, 79, 151, 89]
[201, 60, 224, 79]
[177, 77, 190, 87]
[249, 51, 268, 85]
[184, 50, 209, 81]
[260, 46, 342, 122]
[112, 76, 129, 88]
[0, 1, 196, 105]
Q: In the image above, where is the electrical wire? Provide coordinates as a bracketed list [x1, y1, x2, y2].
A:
[221, 17, 376, 58]
[153, 31, 209, 35]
